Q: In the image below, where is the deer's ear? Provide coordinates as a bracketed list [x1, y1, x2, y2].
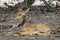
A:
[22, 6, 27, 10]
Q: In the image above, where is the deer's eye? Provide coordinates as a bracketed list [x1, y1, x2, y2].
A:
[19, 14, 22, 15]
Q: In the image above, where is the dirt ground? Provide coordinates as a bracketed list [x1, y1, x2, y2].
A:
[0, 6, 60, 40]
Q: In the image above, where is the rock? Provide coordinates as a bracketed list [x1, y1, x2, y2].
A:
[13, 34, 19, 37]
[4, 32, 13, 36]
[0, 25, 8, 29]
[52, 20, 60, 27]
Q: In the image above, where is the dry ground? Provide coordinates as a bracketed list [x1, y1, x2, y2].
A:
[0, 6, 60, 40]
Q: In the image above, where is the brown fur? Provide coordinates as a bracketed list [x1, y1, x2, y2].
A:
[15, 8, 29, 19]
[19, 23, 51, 36]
